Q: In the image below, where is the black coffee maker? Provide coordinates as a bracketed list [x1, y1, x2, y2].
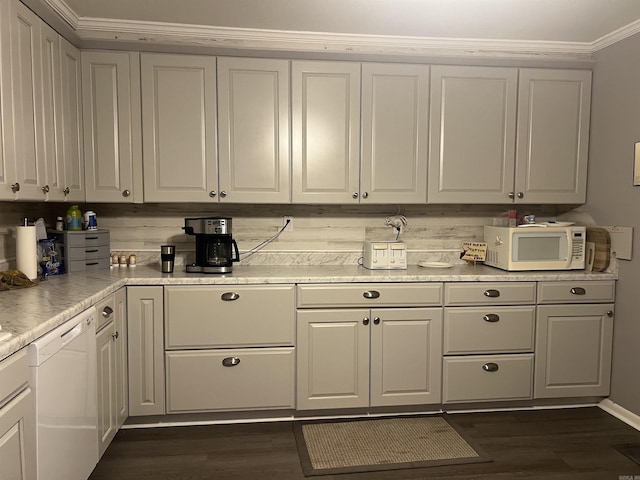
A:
[183, 218, 239, 273]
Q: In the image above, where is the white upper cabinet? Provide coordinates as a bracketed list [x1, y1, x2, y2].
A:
[292, 61, 361, 203]
[515, 69, 591, 204]
[141, 53, 217, 202]
[428, 65, 518, 203]
[361, 63, 429, 204]
[58, 38, 84, 202]
[217, 57, 290, 203]
[82, 50, 142, 203]
[0, 0, 17, 200]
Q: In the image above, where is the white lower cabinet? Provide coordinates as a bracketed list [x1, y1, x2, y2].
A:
[164, 285, 296, 413]
[442, 282, 536, 404]
[0, 349, 36, 480]
[296, 284, 443, 410]
[95, 288, 128, 458]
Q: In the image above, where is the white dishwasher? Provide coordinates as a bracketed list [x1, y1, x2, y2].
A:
[29, 307, 98, 480]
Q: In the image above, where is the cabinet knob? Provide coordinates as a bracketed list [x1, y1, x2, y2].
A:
[11, 182, 20, 193]
[373, 317, 380, 325]
[111, 331, 119, 340]
[209, 190, 217, 198]
[517, 192, 524, 199]
[63, 187, 70, 195]
[41, 184, 50, 194]
[363, 290, 380, 299]
[352, 192, 359, 199]
[222, 357, 241, 367]
[363, 317, 370, 326]
[362, 192, 369, 199]
[482, 362, 499, 372]
[607, 310, 614, 318]
[220, 191, 227, 198]
[122, 189, 131, 197]
[508, 191, 515, 199]
[483, 313, 500, 322]
[570, 287, 586, 295]
[483, 289, 500, 298]
[102, 306, 114, 318]
[221, 292, 240, 301]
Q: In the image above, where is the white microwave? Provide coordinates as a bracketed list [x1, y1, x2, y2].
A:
[484, 225, 586, 271]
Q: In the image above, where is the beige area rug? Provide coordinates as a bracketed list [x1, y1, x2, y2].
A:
[294, 415, 492, 476]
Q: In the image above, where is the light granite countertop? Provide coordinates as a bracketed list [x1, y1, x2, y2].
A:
[0, 264, 617, 362]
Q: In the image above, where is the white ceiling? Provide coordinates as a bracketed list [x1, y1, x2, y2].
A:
[40, 0, 640, 59]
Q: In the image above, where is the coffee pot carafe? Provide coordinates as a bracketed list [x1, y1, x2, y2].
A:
[183, 218, 239, 273]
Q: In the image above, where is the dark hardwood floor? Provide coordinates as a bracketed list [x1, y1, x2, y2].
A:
[89, 407, 640, 479]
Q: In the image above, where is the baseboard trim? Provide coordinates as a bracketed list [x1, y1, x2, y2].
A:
[599, 399, 640, 432]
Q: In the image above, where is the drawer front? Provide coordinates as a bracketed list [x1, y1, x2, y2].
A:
[297, 283, 443, 308]
[445, 282, 536, 306]
[537, 281, 615, 304]
[443, 306, 535, 354]
[66, 244, 110, 261]
[166, 348, 295, 412]
[0, 349, 28, 407]
[65, 257, 110, 272]
[63, 230, 110, 248]
[443, 354, 534, 403]
[165, 285, 295, 348]
[95, 294, 115, 332]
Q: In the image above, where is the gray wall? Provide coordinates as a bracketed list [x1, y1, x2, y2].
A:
[590, 34, 640, 415]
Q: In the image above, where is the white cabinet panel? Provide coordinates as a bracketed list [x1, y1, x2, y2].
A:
[82, 50, 142, 202]
[361, 63, 429, 204]
[217, 57, 290, 203]
[516, 69, 591, 204]
[0, 0, 16, 199]
[142, 53, 217, 202]
[292, 61, 360, 203]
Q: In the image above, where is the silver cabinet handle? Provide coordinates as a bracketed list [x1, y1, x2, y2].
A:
[363, 290, 380, 299]
[221, 292, 240, 301]
[363, 317, 370, 326]
[508, 191, 515, 199]
[352, 192, 359, 199]
[63, 187, 70, 195]
[570, 287, 586, 295]
[484, 289, 500, 298]
[209, 190, 217, 198]
[607, 310, 614, 318]
[483, 314, 500, 322]
[362, 192, 369, 199]
[41, 184, 49, 194]
[220, 191, 227, 198]
[111, 331, 119, 340]
[482, 363, 499, 372]
[373, 317, 380, 325]
[11, 182, 20, 193]
[222, 357, 240, 367]
[517, 192, 524, 199]
[102, 306, 114, 318]
[122, 189, 131, 197]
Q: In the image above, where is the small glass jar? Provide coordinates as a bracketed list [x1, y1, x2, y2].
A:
[128, 254, 137, 267]
[55, 216, 64, 232]
[119, 255, 128, 267]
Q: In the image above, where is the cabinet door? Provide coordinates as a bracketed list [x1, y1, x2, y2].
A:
[8, 0, 46, 200]
[515, 69, 591, 204]
[370, 308, 442, 406]
[127, 286, 164, 416]
[428, 65, 518, 203]
[82, 50, 142, 203]
[535, 304, 614, 398]
[0, 388, 36, 480]
[292, 61, 360, 203]
[297, 309, 369, 410]
[96, 321, 116, 458]
[142, 53, 218, 202]
[59, 38, 84, 202]
[114, 288, 128, 429]
[217, 57, 290, 203]
[361, 63, 429, 204]
[0, 0, 17, 200]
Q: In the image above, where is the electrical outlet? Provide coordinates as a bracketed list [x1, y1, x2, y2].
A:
[283, 216, 293, 232]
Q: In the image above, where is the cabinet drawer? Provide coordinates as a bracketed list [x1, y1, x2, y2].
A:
[297, 283, 443, 308]
[66, 244, 110, 261]
[443, 306, 535, 354]
[444, 282, 536, 306]
[165, 285, 295, 348]
[0, 349, 28, 407]
[537, 281, 615, 304]
[166, 348, 295, 412]
[95, 294, 115, 332]
[443, 354, 533, 403]
[65, 230, 110, 247]
[65, 257, 110, 273]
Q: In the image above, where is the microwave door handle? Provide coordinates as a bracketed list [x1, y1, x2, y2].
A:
[564, 232, 573, 268]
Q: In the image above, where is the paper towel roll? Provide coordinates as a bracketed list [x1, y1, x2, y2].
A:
[16, 226, 38, 280]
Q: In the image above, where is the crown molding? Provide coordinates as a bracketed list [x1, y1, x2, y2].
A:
[43, 0, 79, 29]
[591, 17, 640, 52]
